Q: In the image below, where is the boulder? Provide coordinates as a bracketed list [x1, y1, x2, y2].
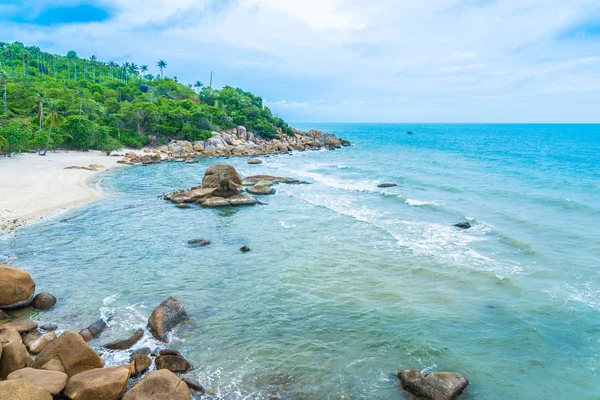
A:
[122, 369, 192, 400]
[7, 368, 68, 396]
[398, 370, 468, 400]
[103, 328, 144, 350]
[64, 366, 130, 400]
[129, 353, 152, 376]
[31, 293, 57, 311]
[0, 379, 52, 400]
[0, 264, 35, 309]
[454, 222, 471, 230]
[40, 358, 65, 373]
[176, 203, 191, 209]
[242, 175, 299, 186]
[248, 158, 263, 164]
[228, 194, 259, 206]
[40, 324, 57, 332]
[0, 317, 38, 333]
[201, 164, 243, 198]
[200, 197, 231, 208]
[377, 183, 398, 188]
[79, 318, 107, 342]
[32, 330, 104, 377]
[0, 341, 32, 379]
[188, 239, 211, 247]
[155, 354, 193, 373]
[247, 184, 276, 195]
[240, 246, 251, 253]
[341, 139, 351, 146]
[0, 310, 11, 321]
[147, 297, 191, 342]
[181, 374, 206, 394]
[23, 331, 56, 354]
[0, 327, 22, 344]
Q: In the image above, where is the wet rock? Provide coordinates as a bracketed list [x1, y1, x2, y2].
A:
[248, 158, 263, 164]
[247, 184, 276, 195]
[0, 264, 36, 309]
[377, 183, 398, 188]
[103, 328, 144, 350]
[398, 370, 468, 400]
[181, 374, 206, 394]
[242, 175, 299, 186]
[159, 349, 182, 356]
[188, 239, 211, 247]
[79, 318, 107, 342]
[33, 330, 104, 377]
[0, 341, 32, 379]
[40, 323, 58, 331]
[7, 368, 68, 396]
[454, 222, 472, 230]
[0, 317, 38, 334]
[407, 131, 415, 135]
[177, 203, 191, 209]
[64, 366, 130, 400]
[228, 194, 259, 206]
[129, 353, 152, 376]
[155, 354, 193, 373]
[23, 330, 57, 354]
[123, 370, 192, 400]
[240, 246, 251, 253]
[31, 293, 57, 311]
[341, 139, 351, 146]
[202, 164, 243, 198]
[0, 379, 52, 400]
[0, 310, 11, 321]
[148, 297, 191, 342]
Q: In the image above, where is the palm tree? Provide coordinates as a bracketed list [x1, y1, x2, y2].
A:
[193, 80, 204, 94]
[0, 71, 7, 118]
[76, 88, 85, 115]
[41, 100, 65, 156]
[157, 60, 167, 79]
[90, 55, 97, 80]
[140, 65, 148, 78]
[129, 63, 139, 78]
[33, 92, 46, 130]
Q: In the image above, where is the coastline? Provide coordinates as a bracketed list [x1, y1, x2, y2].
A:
[0, 150, 132, 232]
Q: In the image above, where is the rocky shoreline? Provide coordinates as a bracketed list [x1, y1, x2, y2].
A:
[1, 261, 470, 400]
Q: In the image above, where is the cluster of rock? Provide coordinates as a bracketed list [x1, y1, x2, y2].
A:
[0, 264, 204, 400]
[117, 126, 350, 164]
[164, 164, 301, 208]
[398, 370, 469, 400]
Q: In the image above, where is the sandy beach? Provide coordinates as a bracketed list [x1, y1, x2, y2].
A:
[0, 151, 131, 231]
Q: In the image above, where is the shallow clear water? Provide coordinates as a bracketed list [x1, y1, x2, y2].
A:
[1, 123, 599, 399]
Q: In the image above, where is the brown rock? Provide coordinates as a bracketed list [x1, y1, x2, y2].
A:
[155, 354, 192, 373]
[129, 353, 152, 376]
[247, 184, 276, 195]
[23, 331, 56, 354]
[64, 366, 130, 400]
[0, 378, 52, 400]
[0, 341, 32, 379]
[199, 196, 230, 208]
[201, 164, 243, 198]
[7, 367, 68, 396]
[31, 293, 57, 310]
[32, 330, 104, 377]
[147, 297, 191, 342]
[78, 318, 107, 342]
[40, 358, 65, 373]
[0, 327, 23, 344]
[398, 370, 469, 400]
[242, 175, 299, 185]
[0, 264, 35, 309]
[103, 328, 144, 350]
[122, 369, 192, 400]
[228, 194, 259, 206]
[0, 309, 10, 321]
[159, 349, 182, 356]
[0, 317, 38, 333]
[180, 374, 205, 393]
[248, 158, 263, 164]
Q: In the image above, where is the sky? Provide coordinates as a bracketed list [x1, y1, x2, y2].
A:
[1, 0, 600, 123]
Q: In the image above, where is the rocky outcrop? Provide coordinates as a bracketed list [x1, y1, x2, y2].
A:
[247, 183, 276, 195]
[201, 164, 243, 197]
[7, 368, 68, 396]
[64, 366, 130, 400]
[122, 370, 192, 400]
[31, 293, 57, 310]
[0, 378, 53, 400]
[0, 264, 35, 309]
[23, 330, 56, 354]
[0, 327, 22, 345]
[398, 370, 469, 400]
[0, 318, 38, 333]
[32, 330, 104, 377]
[103, 328, 144, 350]
[0, 341, 32, 379]
[148, 297, 191, 342]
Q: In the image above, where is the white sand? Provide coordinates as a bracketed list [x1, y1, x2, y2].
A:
[0, 151, 132, 231]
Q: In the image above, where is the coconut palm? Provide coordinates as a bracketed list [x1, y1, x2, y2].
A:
[193, 80, 204, 94]
[90, 55, 97, 80]
[41, 100, 65, 156]
[157, 60, 167, 79]
[140, 65, 148, 76]
[0, 71, 7, 118]
[32, 92, 46, 130]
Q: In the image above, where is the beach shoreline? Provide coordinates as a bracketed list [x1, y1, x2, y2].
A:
[0, 150, 132, 231]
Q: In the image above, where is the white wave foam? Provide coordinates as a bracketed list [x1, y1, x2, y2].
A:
[404, 198, 438, 207]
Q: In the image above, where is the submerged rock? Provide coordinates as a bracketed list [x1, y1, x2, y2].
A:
[0, 264, 36, 309]
[31, 292, 57, 311]
[181, 374, 206, 394]
[377, 183, 398, 188]
[240, 246, 251, 253]
[398, 370, 468, 400]
[248, 158, 263, 164]
[247, 184, 276, 195]
[242, 175, 299, 186]
[40, 323, 58, 332]
[148, 297, 191, 342]
[454, 222, 472, 230]
[103, 328, 144, 350]
[188, 239, 211, 247]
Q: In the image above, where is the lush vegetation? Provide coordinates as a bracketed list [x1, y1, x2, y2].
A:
[0, 42, 294, 155]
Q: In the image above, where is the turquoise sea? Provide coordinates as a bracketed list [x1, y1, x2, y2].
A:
[1, 123, 599, 399]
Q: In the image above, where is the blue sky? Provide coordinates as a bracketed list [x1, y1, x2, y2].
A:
[2, 0, 600, 122]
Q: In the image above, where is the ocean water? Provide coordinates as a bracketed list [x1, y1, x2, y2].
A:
[1, 123, 600, 399]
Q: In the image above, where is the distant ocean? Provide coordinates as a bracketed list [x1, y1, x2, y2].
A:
[2, 123, 599, 399]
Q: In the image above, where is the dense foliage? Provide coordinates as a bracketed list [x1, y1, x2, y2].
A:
[0, 41, 294, 155]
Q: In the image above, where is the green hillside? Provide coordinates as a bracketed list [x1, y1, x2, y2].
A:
[0, 41, 294, 155]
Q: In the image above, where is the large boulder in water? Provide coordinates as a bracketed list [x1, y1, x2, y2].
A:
[63, 366, 130, 400]
[103, 328, 144, 350]
[31, 292, 57, 311]
[32, 330, 104, 377]
[202, 164, 243, 198]
[0, 264, 35, 309]
[122, 369, 192, 400]
[398, 370, 468, 400]
[148, 297, 191, 342]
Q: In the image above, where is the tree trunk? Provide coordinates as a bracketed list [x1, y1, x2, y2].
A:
[80, 98, 83, 115]
[42, 122, 52, 156]
[3, 81, 6, 118]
